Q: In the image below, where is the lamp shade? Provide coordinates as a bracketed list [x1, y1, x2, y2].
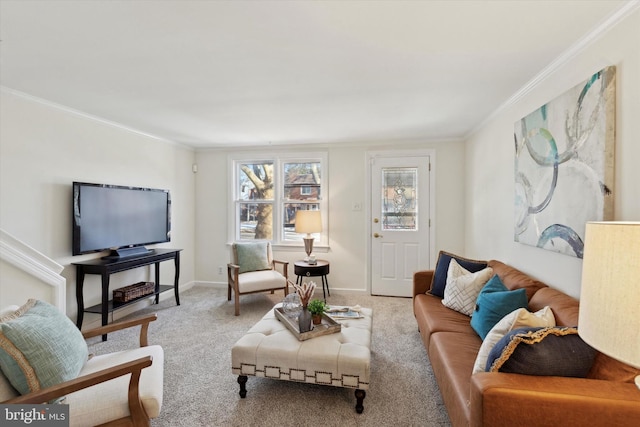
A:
[295, 210, 322, 234]
[578, 222, 640, 373]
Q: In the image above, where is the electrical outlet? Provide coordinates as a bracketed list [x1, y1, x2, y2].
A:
[218, 266, 223, 275]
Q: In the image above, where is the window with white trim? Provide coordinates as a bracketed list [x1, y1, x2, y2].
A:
[230, 152, 328, 247]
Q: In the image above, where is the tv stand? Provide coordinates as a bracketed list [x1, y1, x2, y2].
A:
[74, 249, 181, 340]
[102, 246, 154, 260]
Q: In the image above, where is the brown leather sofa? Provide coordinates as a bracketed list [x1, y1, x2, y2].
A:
[413, 259, 640, 427]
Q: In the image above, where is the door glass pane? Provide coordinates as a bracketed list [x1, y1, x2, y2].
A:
[381, 168, 417, 230]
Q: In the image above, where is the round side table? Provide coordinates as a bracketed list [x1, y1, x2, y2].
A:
[294, 260, 330, 300]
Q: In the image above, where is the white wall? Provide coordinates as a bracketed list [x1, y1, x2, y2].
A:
[194, 139, 466, 293]
[0, 90, 196, 319]
[465, 9, 640, 298]
[0, 260, 56, 307]
[8, 10, 631, 307]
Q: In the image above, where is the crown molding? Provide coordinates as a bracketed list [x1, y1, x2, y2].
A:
[466, 0, 640, 139]
[1, 86, 193, 151]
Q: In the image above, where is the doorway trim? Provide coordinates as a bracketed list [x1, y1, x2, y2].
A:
[365, 149, 437, 294]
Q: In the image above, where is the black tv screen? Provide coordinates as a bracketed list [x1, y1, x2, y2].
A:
[72, 182, 171, 257]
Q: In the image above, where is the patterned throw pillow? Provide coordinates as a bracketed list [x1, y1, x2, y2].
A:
[486, 326, 597, 377]
[235, 242, 271, 274]
[442, 259, 494, 316]
[0, 299, 88, 395]
[472, 306, 556, 374]
[429, 251, 488, 298]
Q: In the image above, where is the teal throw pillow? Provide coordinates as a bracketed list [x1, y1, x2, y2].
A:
[486, 326, 597, 377]
[0, 299, 88, 395]
[470, 275, 528, 339]
[235, 242, 271, 274]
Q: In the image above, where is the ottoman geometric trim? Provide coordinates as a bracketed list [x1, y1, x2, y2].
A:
[232, 304, 373, 412]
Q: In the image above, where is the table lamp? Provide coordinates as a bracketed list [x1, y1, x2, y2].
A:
[578, 221, 640, 390]
[295, 210, 322, 263]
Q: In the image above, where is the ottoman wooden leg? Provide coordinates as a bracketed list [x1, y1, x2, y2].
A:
[355, 389, 366, 413]
[238, 375, 248, 398]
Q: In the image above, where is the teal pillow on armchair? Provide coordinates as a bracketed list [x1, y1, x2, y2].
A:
[470, 275, 528, 339]
[0, 299, 88, 395]
[234, 242, 271, 274]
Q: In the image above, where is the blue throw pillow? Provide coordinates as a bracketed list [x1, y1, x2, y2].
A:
[486, 326, 597, 377]
[430, 251, 487, 298]
[470, 275, 528, 339]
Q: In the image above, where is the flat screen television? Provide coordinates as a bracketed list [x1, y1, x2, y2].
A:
[72, 181, 171, 258]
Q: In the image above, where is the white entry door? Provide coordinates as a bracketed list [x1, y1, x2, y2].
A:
[370, 154, 432, 297]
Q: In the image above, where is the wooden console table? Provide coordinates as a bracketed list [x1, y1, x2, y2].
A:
[74, 249, 181, 340]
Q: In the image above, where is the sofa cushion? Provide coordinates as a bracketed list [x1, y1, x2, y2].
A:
[486, 326, 597, 377]
[0, 299, 88, 395]
[470, 275, 528, 340]
[487, 260, 548, 300]
[234, 242, 271, 274]
[430, 251, 487, 298]
[587, 351, 640, 383]
[442, 260, 494, 316]
[528, 287, 579, 327]
[472, 306, 555, 374]
[429, 331, 482, 427]
[414, 293, 476, 346]
[237, 269, 287, 293]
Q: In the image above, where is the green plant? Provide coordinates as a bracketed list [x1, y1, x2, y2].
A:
[307, 299, 326, 315]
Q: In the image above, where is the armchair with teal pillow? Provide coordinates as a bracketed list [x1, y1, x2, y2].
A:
[227, 242, 289, 315]
[1, 299, 163, 426]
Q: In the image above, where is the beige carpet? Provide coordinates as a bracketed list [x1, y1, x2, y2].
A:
[87, 286, 451, 427]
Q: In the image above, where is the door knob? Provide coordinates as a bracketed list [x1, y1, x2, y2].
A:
[373, 233, 383, 238]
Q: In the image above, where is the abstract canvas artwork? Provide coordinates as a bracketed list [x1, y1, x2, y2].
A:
[514, 66, 615, 258]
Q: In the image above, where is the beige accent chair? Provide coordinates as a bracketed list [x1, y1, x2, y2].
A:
[227, 241, 289, 316]
[1, 304, 163, 427]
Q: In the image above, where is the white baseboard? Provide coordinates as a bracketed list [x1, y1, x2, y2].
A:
[194, 281, 227, 289]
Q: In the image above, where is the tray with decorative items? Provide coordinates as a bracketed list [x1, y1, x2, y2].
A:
[274, 306, 341, 341]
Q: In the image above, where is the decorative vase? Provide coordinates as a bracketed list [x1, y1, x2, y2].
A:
[298, 308, 312, 333]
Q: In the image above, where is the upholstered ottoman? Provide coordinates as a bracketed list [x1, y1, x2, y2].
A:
[231, 305, 373, 413]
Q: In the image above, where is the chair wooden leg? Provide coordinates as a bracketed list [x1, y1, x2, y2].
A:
[227, 283, 232, 301]
[234, 291, 240, 316]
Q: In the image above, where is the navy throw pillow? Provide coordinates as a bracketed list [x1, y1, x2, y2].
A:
[486, 326, 597, 377]
[430, 251, 487, 298]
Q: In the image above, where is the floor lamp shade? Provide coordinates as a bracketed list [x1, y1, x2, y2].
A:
[578, 222, 640, 388]
[295, 211, 322, 257]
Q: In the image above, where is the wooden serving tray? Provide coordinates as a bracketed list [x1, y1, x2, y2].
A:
[274, 307, 341, 341]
